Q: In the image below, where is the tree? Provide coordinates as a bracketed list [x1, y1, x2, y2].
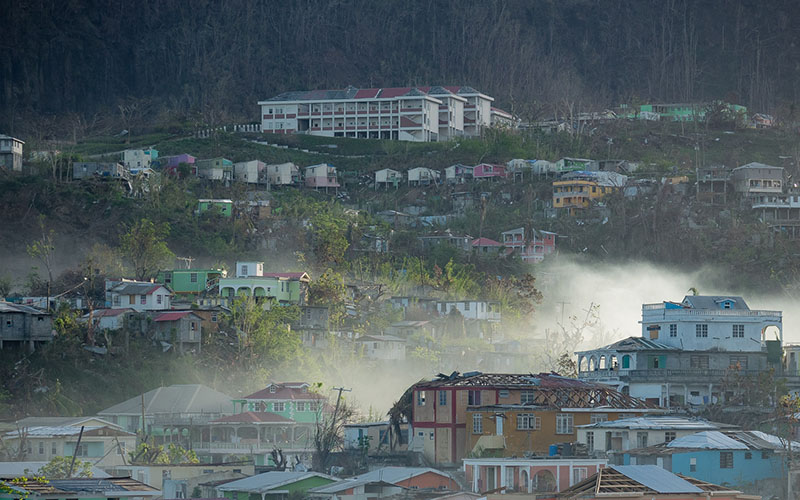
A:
[26, 216, 56, 308]
[128, 442, 198, 465]
[38, 456, 93, 478]
[226, 297, 301, 367]
[313, 393, 355, 472]
[120, 219, 175, 281]
[310, 212, 349, 266]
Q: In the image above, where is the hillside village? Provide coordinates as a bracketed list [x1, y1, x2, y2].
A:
[2, 85, 800, 500]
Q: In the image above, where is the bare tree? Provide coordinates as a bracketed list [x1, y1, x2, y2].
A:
[313, 391, 355, 473]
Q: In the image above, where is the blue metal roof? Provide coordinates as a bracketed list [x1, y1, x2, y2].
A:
[611, 465, 703, 493]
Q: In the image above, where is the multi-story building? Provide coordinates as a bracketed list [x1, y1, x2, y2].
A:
[2, 423, 136, 467]
[409, 372, 657, 465]
[463, 457, 607, 495]
[408, 167, 441, 186]
[731, 162, 784, 197]
[435, 300, 501, 322]
[218, 262, 309, 305]
[233, 160, 267, 184]
[266, 162, 301, 186]
[121, 148, 158, 170]
[553, 171, 626, 215]
[501, 227, 557, 262]
[374, 168, 402, 189]
[304, 163, 340, 190]
[196, 158, 233, 181]
[0, 134, 24, 171]
[445, 164, 474, 184]
[576, 295, 783, 407]
[696, 165, 731, 205]
[258, 85, 495, 142]
[751, 189, 800, 238]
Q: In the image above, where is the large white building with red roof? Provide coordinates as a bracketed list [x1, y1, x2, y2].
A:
[258, 85, 503, 142]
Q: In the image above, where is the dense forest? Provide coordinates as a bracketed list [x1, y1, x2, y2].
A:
[4, 0, 800, 134]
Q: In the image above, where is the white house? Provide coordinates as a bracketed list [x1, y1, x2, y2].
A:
[576, 416, 720, 457]
[407, 167, 440, 186]
[83, 308, 136, 330]
[236, 261, 265, 278]
[266, 162, 300, 186]
[374, 168, 401, 189]
[355, 335, 406, 361]
[445, 164, 474, 184]
[233, 160, 267, 184]
[106, 280, 172, 311]
[435, 300, 501, 322]
[121, 148, 157, 170]
[640, 295, 782, 352]
[428, 86, 467, 140]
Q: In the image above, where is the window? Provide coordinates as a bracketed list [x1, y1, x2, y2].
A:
[573, 468, 587, 484]
[438, 391, 447, 406]
[669, 324, 677, 337]
[140, 295, 147, 305]
[636, 432, 648, 448]
[156, 294, 162, 305]
[590, 414, 608, 424]
[464, 302, 470, 311]
[211, 314, 218, 322]
[468, 390, 481, 406]
[296, 402, 306, 412]
[273, 402, 285, 412]
[586, 431, 594, 452]
[696, 324, 708, 337]
[690, 458, 697, 472]
[720, 451, 734, 468]
[732, 324, 745, 338]
[690, 355, 709, 369]
[417, 391, 426, 406]
[39, 442, 44, 455]
[118, 442, 126, 455]
[472, 413, 483, 434]
[556, 414, 573, 434]
[51, 442, 57, 454]
[762, 451, 770, 459]
[665, 431, 676, 443]
[129, 295, 136, 305]
[729, 356, 748, 369]
[499, 390, 510, 398]
[113, 296, 121, 306]
[190, 321, 197, 331]
[269, 385, 277, 393]
[429, 432, 434, 440]
[520, 390, 535, 405]
[241, 264, 248, 275]
[516, 414, 540, 430]
[745, 452, 752, 460]
[190, 273, 198, 283]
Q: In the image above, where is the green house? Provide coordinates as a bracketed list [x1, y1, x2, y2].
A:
[233, 382, 326, 424]
[156, 268, 226, 295]
[218, 271, 310, 305]
[197, 199, 233, 217]
[218, 472, 336, 500]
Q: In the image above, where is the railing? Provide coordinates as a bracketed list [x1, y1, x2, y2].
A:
[192, 440, 311, 451]
[579, 368, 770, 381]
[641, 304, 781, 317]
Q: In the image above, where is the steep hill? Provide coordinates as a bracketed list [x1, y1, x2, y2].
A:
[4, 1, 800, 133]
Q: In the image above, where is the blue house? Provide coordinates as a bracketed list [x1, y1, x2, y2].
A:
[624, 430, 796, 496]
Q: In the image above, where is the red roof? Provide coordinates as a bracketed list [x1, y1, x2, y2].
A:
[471, 237, 502, 247]
[245, 383, 326, 401]
[210, 411, 295, 424]
[354, 88, 380, 99]
[379, 87, 413, 98]
[153, 311, 196, 322]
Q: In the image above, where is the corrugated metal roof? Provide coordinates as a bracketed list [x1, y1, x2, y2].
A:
[218, 472, 334, 493]
[210, 411, 295, 424]
[578, 416, 718, 430]
[350, 467, 453, 485]
[0, 301, 49, 315]
[0, 462, 110, 479]
[667, 431, 748, 449]
[611, 465, 703, 493]
[681, 295, 749, 310]
[98, 384, 233, 416]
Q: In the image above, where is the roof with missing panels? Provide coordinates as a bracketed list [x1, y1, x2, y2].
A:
[557, 465, 739, 498]
[261, 85, 488, 103]
[579, 336, 677, 354]
[4, 477, 160, 497]
[414, 372, 659, 409]
[0, 301, 49, 315]
[577, 416, 719, 431]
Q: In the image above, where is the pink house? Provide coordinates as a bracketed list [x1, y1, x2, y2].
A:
[473, 163, 508, 179]
[163, 153, 197, 176]
[463, 457, 606, 495]
[305, 163, 340, 189]
[471, 237, 502, 254]
[501, 227, 556, 262]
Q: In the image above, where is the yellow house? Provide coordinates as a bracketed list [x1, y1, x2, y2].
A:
[552, 179, 614, 215]
[464, 405, 661, 458]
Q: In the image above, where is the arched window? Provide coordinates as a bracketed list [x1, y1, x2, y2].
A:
[533, 470, 556, 493]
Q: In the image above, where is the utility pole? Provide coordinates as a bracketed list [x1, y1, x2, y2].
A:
[330, 387, 352, 426]
[67, 426, 85, 478]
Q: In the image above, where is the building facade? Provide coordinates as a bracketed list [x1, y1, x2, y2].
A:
[0, 134, 24, 171]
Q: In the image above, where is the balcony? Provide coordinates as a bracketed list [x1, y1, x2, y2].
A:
[192, 440, 311, 453]
[579, 368, 769, 382]
[641, 304, 782, 319]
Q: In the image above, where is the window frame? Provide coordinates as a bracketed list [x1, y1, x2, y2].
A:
[556, 413, 574, 435]
[472, 413, 483, 434]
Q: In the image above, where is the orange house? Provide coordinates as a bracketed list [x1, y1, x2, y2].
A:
[409, 373, 660, 465]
